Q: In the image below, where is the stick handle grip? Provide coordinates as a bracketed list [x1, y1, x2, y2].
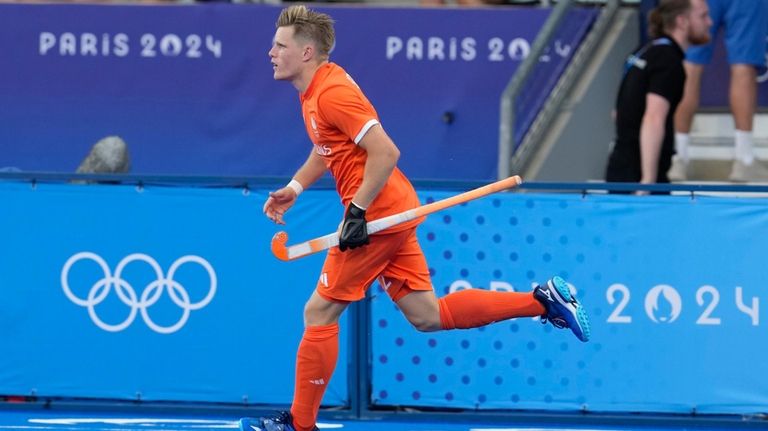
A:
[290, 211, 414, 258]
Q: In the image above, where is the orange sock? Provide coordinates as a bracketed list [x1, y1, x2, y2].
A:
[290, 323, 339, 431]
[438, 289, 545, 330]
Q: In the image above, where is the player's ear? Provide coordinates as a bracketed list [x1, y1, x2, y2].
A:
[302, 44, 315, 62]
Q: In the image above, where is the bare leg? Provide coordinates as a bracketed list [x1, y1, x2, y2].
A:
[730, 64, 757, 132]
[674, 62, 704, 134]
[303, 290, 348, 326]
[730, 64, 764, 173]
[395, 290, 442, 332]
[668, 63, 705, 180]
[725, 65, 768, 180]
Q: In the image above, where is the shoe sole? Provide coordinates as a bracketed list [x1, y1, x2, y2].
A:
[238, 418, 261, 431]
[550, 276, 591, 342]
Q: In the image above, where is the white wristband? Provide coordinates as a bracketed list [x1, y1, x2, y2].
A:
[286, 179, 303, 196]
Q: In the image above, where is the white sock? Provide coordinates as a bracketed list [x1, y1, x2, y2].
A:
[735, 129, 755, 165]
[674, 133, 690, 162]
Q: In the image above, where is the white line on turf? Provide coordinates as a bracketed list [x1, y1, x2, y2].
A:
[30, 418, 344, 429]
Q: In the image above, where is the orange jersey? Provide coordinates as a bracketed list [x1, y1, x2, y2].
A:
[300, 63, 421, 231]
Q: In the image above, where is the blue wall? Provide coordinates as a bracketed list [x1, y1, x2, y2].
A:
[0, 3, 596, 181]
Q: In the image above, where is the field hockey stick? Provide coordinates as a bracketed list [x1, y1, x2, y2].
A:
[271, 175, 522, 261]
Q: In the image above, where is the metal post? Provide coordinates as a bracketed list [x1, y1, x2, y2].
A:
[498, 0, 574, 180]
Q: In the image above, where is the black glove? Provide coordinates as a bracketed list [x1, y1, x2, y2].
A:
[339, 202, 369, 251]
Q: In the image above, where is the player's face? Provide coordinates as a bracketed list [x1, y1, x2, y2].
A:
[269, 26, 305, 81]
[687, 0, 712, 46]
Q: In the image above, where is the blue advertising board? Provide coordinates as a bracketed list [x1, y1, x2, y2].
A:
[5, 180, 763, 415]
[371, 192, 768, 415]
[0, 3, 596, 180]
[0, 181, 348, 405]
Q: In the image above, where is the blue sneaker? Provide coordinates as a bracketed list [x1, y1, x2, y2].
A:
[238, 412, 318, 431]
[239, 417, 263, 431]
[533, 276, 591, 342]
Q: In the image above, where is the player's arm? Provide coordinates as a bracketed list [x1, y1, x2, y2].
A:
[293, 150, 328, 191]
[336, 124, 399, 251]
[638, 92, 669, 188]
[352, 124, 400, 208]
[264, 150, 327, 224]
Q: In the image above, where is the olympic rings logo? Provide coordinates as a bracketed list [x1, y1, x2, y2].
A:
[61, 252, 217, 334]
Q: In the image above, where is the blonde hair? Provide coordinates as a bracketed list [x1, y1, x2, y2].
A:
[276, 5, 335, 60]
[648, 0, 691, 39]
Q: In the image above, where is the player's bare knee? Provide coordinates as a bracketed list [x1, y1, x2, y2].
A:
[303, 295, 346, 327]
[407, 315, 441, 332]
[304, 305, 330, 326]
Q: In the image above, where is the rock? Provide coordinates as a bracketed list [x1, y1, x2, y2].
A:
[76, 136, 131, 174]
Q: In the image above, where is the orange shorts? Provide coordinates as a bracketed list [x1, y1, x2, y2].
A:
[316, 227, 432, 302]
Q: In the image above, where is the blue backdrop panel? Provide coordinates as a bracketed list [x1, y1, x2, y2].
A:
[371, 192, 768, 415]
[0, 182, 347, 405]
[0, 4, 596, 180]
